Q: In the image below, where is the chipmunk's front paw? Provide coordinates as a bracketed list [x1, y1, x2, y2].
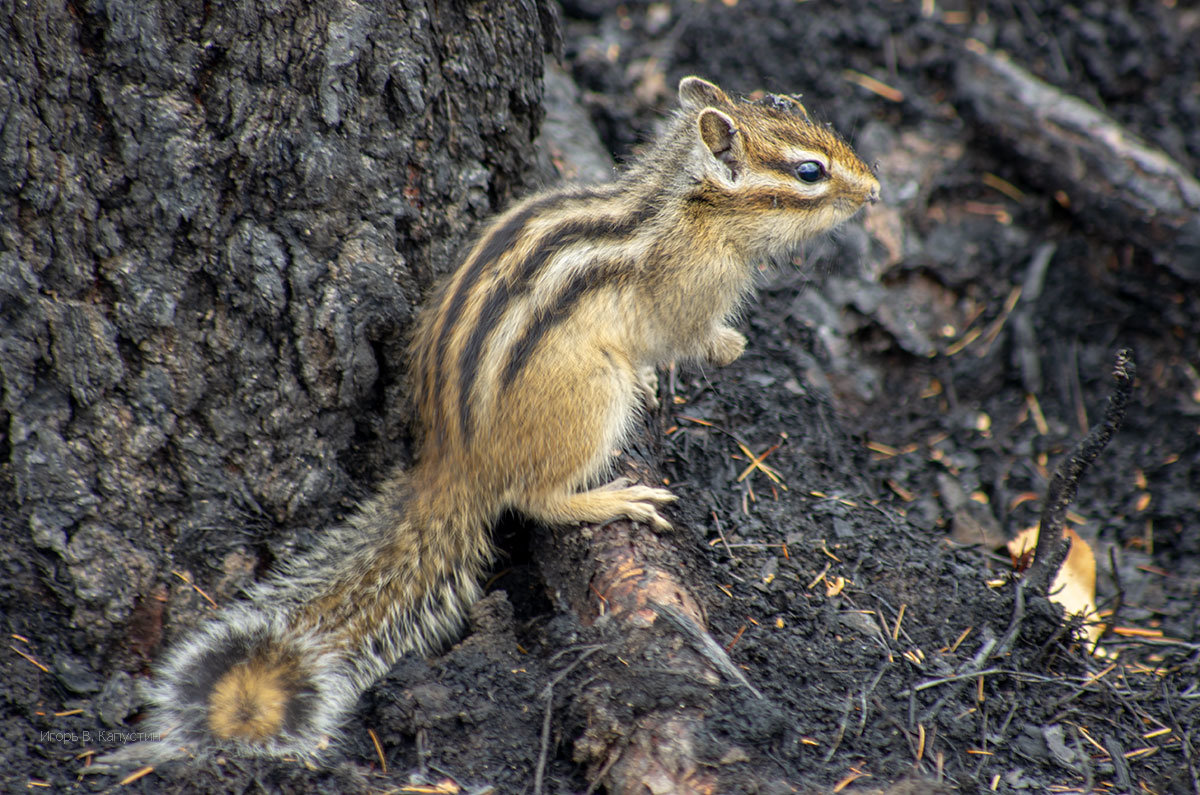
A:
[706, 327, 747, 367]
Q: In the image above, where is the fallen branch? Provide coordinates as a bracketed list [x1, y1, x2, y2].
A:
[955, 43, 1200, 282]
[532, 428, 726, 794]
[576, 501, 721, 792]
[524, 399, 810, 794]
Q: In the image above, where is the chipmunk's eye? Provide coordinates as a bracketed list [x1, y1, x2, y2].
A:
[795, 160, 827, 183]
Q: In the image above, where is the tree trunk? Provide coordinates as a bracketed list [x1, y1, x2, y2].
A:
[2, 0, 554, 758]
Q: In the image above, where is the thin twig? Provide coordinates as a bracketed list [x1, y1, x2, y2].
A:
[652, 603, 763, 699]
[857, 662, 890, 736]
[534, 645, 604, 795]
[918, 627, 999, 724]
[1103, 733, 1133, 791]
[1028, 349, 1135, 595]
[1013, 243, 1056, 394]
[1102, 544, 1125, 650]
[585, 749, 621, 795]
[824, 695, 855, 762]
[710, 508, 740, 566]
[902, 668, 1008, 695]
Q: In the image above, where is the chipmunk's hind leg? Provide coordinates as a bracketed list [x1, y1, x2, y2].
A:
[527, 475, 678, 530]
[504, 342, 677, 530]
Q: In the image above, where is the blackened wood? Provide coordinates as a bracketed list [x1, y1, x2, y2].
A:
[955, 43, 1200, 282]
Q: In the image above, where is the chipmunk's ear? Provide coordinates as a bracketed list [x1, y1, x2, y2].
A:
[697, 108, 743, 176]
[678, 77, 733, 112]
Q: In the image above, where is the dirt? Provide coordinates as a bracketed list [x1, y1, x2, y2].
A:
[550, 1, 1200, 791]
[6, 1, 1199, 793]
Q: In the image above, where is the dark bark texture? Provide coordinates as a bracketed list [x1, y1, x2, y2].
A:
[1, 0, 552, 705]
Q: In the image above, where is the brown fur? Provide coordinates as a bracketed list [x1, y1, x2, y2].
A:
[208, 657, 300, 741]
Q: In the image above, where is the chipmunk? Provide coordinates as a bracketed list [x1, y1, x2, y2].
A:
[120, 77, 880, 762]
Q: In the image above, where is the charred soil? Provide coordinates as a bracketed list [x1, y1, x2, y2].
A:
[4, 1, 1198, 793]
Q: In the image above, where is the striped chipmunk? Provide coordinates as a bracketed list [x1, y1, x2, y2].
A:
[114, 77, 880, 763]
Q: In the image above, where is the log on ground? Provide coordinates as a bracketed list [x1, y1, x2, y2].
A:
[954, 41, 1200, 282]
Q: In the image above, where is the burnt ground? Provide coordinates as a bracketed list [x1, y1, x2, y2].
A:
[550, 1, 1200, 792]
[6, 1, 1199, 793]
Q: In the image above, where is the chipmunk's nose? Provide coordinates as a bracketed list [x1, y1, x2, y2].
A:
[868, 181, 881, 205]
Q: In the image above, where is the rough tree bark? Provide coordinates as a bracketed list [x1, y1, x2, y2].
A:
[1, 0, 555, 781]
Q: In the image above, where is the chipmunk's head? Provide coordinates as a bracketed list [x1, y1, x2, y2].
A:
[677, 77, 880, 254]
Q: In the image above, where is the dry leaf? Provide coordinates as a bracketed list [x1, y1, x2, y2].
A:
[1008, 527, 1100, 645]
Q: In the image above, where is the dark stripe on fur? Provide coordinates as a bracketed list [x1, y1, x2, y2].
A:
[429, 190, 594, 433]
[687, 183, 821, 213]
[499, 262, 629, 391]
[455, 281, 512, 440]
[173, 633, 259, 711]
[513, 199, 656, 285]
[762, 159, 804, 180]
[455, 199, 657, 439]
[278, 659, 320, 737]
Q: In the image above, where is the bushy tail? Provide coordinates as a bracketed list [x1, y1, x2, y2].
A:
[119, 472, 491, 761]
[140, 607, 352, 758]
